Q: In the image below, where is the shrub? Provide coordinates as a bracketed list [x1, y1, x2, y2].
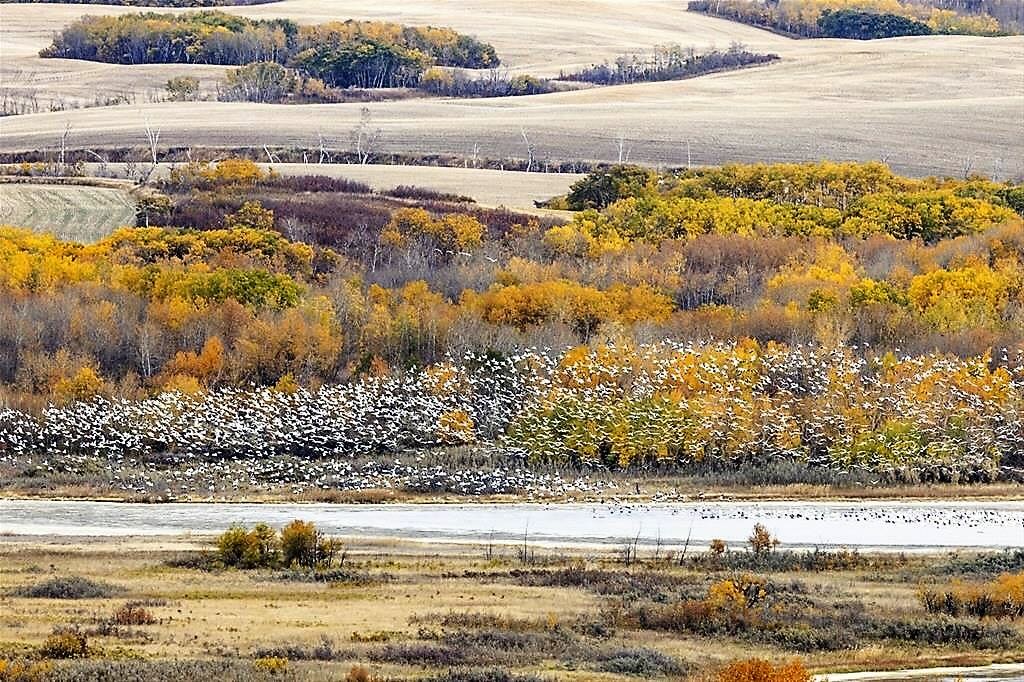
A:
[252, 657, 288, 674]
[367, 642, 466, 667]
[595, 648, 683, 676]
[165, 76, 200, 101]
[749, 524, 778, 555]
[280, 520, 316, 568]
[13, 576, 120, 599]
[717, 658, 809, 682]
[216, 523, 280, 568]
[921, 572, 1024, 619]
[939, 549, 1024, 576]
[875, 617, 1018, 649]
[0, 660, 52, 682]
[384, 185, 475, 203]
[561, 44, 778, 86]
[345, 665, 375, 682]
[111, 602, 157, 626]
[37, 629, 89, 659]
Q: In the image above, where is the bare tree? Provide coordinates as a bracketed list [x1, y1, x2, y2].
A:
[316, 131, 331, 164]
[58, 123, 72, 174]
[615, 131, 632, 164]
[961, 155, 975, 179]
[142, 119, 161, 182]
[352, 107, 382, 165]
[520, 128, 536, 172]
[83, 149, 109, 177]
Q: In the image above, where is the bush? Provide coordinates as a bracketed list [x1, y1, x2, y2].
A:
[921, 573, 1024, 619]
[421, 671, 549, 682]
[367, 642, 466, 667]
[165, 76, 200, 101]
[749, 524, 779, 555]
[345, 665, 375, 682]
[216, 523, 280, 568]
[875, 617, 1018, 649]
[595, 648, 682, 676]
[0, 660, 52, 682]
[13, 576, 120, 599]
[717, 658, 809, 682]
[111, 602, 157, 626]
[938, 549, 1024, 576]
[37, 629, 89, 659]
[384, 185, 475, 203]
[252, 657, 288, 674]
[23, 659, 302, 680]
[561, 44, 778, 86]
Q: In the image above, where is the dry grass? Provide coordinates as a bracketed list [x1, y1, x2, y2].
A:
[2, 535, 1023, 680]
[0, 182, 136, 242]
[0, 1, 1020, 178]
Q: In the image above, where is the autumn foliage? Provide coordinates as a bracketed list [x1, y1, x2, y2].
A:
[921, 572, 1024, 618]
[716, 658, 810, 682]
[0, 160, 1021, 485]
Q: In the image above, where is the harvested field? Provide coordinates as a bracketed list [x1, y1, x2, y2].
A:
[0, 182, 136, 241]
[267, 164, 582, 211]
[0, 1, 1020, 178]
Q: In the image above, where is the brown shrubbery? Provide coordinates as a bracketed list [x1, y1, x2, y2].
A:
[37, 628, 89, 659]
[716, 658, 809, 682]
[921, 572, 1024, 618]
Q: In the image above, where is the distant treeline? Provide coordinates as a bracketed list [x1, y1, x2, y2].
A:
[419, 69, 558, 98]
[904, 0, 1023, 30]
[818, 9, 932, 38]
[688, 0, 1013, 37]
[41, 12, 499, 88]
[560, 44, 778, 86]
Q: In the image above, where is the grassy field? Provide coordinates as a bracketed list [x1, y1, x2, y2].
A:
[0, 1, 1021, 178]
[1, 534, 1023, 681]
[0, 181, 137, 242]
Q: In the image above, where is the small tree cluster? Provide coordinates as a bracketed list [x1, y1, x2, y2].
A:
[215, 520, 342, 569]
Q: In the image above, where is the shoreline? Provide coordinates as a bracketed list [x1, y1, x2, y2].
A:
[3, 482, 1024, 505]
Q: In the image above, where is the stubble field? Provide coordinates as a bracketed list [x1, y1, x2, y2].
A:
[0, 181, 137, 242]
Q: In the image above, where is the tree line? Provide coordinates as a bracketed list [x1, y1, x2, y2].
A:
[41, 12, 499, 88]
[559, 43, 778, 85]
[688, 0, 1011, 37]
[0, 159, 1020, 410]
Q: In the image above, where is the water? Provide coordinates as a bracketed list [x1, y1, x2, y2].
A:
[3, 499, 1023, 550]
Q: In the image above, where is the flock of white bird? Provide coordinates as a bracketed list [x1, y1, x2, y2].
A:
[0, 344, 1021, 497]
[509, 344, 1024, 482]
